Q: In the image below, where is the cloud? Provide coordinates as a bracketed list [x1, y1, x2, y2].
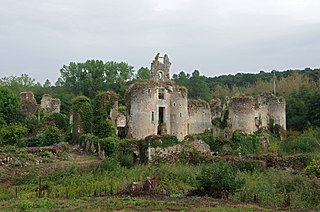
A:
[0, 0, 320, 83]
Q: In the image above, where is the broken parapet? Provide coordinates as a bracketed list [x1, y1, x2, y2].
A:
[40, 94, 61, 113]
[20, 91, 38, 115]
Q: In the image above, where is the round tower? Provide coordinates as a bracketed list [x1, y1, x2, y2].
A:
[229, 96, 255, 134]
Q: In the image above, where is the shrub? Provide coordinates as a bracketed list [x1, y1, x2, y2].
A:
[99, 157, 120, 172]
[305, 159, 320, 177]
[93, 119, 116, 138]
[0, 124, 28, 146]
[97, 137, 119, 157]
[118, 152, 135, 168]
[196, 161, 245, 199]
[149, 135, 179, 148]
[196, 131, 226, 152]
[42, 126, 65, 146]
[23, 115, 41, 135]
[232, 132, 262, 155]
[24, 126, 64, 147]
[282, 136, 319, 154]
[42, 113, 68, 132]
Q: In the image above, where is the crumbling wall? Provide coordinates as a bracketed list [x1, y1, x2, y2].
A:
[126, 82, 158, 139]
[229, 96, 255, 134]
[170, 86, 188, 140]
[20, 92, 38, 115]
[268, 96, 286, 130]
[210, 98, 222, 118]
[150, 53, 171, 81]
[188, 99, 212, 135]
[40, 94, 61, 113]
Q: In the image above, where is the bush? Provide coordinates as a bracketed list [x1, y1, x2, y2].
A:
[24, 126, 64, 147]
[281, 135, 320, 153]
[0, 124, 28, 146]
[196, 161, 245, 199]
[149, 135, 179, 148]
[196, 131, 226, 152]
[232, 132, 262, 155]
[118, 152, 135, 168]
[93, 119, 116, 138]
[97, 137, 119, 157]
[305, 159, 320, 177]
[42, 126, 65, 146]
[99, 157, 120, 172]
[42, 113, 68, 132]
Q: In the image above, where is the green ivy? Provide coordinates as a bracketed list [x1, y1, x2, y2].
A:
[71, 96, 93, 140]
[149, 135, 179, 148]
[92, 91, 117, 138]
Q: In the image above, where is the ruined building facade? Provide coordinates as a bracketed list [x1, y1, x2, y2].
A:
[125, 54, 287, 140]
[126, 54, 212, 140]
[20, 92, 61, 115]
[228, 94, 286, 134]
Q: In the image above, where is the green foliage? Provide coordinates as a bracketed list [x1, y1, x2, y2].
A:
[196, 131, 226, 152]
[59, 60, 134, 102]
[232, 132, 262, 155]
[0, 86, 25, 127]
[281, 128, 320, 154]
[305, 159, 320, 177]
[118, 139, 148, 164]
[0, 124, 28, 146]
[118, 152, 135, 168]
[149, 135, 179, 148]
[42, 112, 68, 132]
[23, 115, 41, 135]
[196, 161, 245, 199]
[97, 137, 119, 157]
[221, 110, 229, 129]
[95, 119, 117, 138]
[118, 105, 126, 115]
[173, 70, 211, 101]
[99, 157, 120, 172]
[24, 126, 64, 147]
[236, 168, 320, 209]
[71, 96, 93, 139]
[42, 126, 65, 146]
[92, 92, 117, 138]
[135, 67, 151, 80]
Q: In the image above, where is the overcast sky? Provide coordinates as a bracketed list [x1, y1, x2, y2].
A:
[1, 0, 320, 84]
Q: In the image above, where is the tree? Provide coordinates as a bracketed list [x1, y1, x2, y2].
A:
[136, 67, 150, 80]
[59, 60, 134, 100]
[188, 70, 211, 101]
[0, 86, 25, 127]
[43, 79, 52, 88]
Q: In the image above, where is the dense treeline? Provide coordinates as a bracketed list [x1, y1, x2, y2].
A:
[1, 60, 320, 132]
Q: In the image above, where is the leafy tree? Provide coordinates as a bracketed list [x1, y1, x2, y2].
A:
[59, 60, 134, 100]
[188, 70, 211, 101]
[0, 86, 25, 126]
[136, 67, 150, 80]
[43, 79, 52, 88]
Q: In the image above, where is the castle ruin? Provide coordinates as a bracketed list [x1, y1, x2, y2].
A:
[125, 54, 286, 140]
[126, 53, 212, 140]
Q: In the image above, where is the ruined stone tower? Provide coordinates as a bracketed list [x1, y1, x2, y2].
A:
[126, 54, 189, 140]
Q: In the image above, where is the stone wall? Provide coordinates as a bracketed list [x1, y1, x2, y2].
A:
[188, 99, 212, 135]
[228, 93, 286, 134]
[170, 86, 188, 140]
[40, 94, 61, 113]
[229, 96, 256, 134]
[20, 92, 38, 115]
